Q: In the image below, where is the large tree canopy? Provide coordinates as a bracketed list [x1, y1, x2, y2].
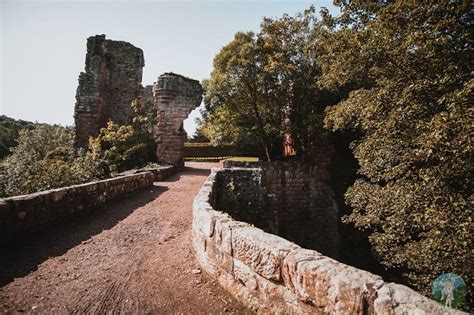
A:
[201, 31, 282, 160]
[200, 7, 338, 160]
[321, 1, 472, 305]
[198, 1, 472, 308]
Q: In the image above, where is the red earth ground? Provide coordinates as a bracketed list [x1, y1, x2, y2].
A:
[0, 162, 250, 314]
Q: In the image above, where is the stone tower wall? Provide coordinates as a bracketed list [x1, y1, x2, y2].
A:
[153, 73, 202, 168]
[74, 35, 144, 148]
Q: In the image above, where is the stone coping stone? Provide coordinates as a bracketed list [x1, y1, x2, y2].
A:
[118, 165, 176, 181]
[192, 168, 466, 314]
[0, 166, 176, 242]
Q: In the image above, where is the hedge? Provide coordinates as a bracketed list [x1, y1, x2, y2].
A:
[183, 143, 264, 158]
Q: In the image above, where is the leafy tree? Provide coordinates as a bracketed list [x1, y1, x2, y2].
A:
[88, 98, 157, 173]
[187, 126, 210, 143]
[0, 115, 42, 159]
[321, 1, 472, 307]
[200, 8, 340, 160]
[2, 125, 101, 197]
[1, 98, 159, 197]
[89, 121, 153, 174]
[197, 103, 264, 147]
[201, 32, 283, 160]
[258, 7, 339, 157]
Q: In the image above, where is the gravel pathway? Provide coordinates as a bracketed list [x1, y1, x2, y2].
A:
[0, 162, 249, 314]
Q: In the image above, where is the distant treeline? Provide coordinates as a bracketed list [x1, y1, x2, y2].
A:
[183, 142, 265, 158]
[0, 115, 45, 159]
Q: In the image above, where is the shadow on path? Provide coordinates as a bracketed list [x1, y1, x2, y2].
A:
[161, 165, 213, 183]
[0, 185, 168, 287]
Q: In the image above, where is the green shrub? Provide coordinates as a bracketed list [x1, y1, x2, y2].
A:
[1, 125, 102, 197]
[0, 115, 42, 159]
[89, 120, 156, 174]
[183, 142, 263, 158]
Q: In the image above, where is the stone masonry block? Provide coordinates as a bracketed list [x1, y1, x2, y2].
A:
[374, 283, 464, 315]
[192, 205, 218, 238]
[206, 239, 234, 273]
[213, 216, 249, 255]
[231, 226, 299, 281]
[283, 249, 383, 314]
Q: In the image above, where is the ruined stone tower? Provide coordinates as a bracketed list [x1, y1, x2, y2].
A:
[74, 35, 144, 148]
[153, 73, 202, 168]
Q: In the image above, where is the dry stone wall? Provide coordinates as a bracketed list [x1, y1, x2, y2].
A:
[153, 73, 202, 168]
[0, 166, 174, 242]
[192, 169, 465, 314]
[74, 35, 144, 148]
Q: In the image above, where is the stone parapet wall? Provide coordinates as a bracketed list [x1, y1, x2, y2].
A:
[120, 165, 176, 181]
[192, 169, 464, 314]
[0, 166, 174, 242]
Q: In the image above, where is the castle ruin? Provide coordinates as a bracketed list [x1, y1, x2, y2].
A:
[74, 36, 202, 168]
[74, 35, 144, 148]
[153, 73, 202, 168]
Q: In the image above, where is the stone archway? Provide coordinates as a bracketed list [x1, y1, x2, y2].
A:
[153, 73, 202, 168]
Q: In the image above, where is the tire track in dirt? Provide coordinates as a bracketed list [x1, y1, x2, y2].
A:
[0, 162, 249, 314]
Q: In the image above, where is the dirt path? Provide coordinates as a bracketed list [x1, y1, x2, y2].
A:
[0, 162, 249, 314]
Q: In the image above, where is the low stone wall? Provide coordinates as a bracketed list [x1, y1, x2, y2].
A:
[0, 165, 175, 242]
[121, 165, 176, 181]
[192, 168, 463, 314]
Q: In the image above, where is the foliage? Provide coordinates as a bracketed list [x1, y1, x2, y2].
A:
[200, 31, 282, 160]
[0, 97, 158, 197]
[200, 8, 341, 160]
[0, 115, 42, 159]
[183, 142, 263, 159]
[187, 127, 210, 143]
[89, 122, 154, 174]
[321, 1, 472, 307]
[88, 98, 157, 174]
[258, 8, 339, 157]
[1, 125, 102, 197]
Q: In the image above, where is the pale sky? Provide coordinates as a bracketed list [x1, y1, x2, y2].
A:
[1, 0, 338, 135]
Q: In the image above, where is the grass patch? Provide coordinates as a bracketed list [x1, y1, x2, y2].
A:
[184, 156, 259, 162]
[225, 157, 259, 162]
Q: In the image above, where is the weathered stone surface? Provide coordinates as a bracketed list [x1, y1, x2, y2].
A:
[213, 216, 248, 255]
[283, 249, 383, 314]
[192, 205, 218, 238]
[192, 168, 466, 314]
[121, 165, 175, 181]
[231, 226, 299, 281]
[374, 283, 464, 315]
[74, 34, 144, 148]
[153, 73, 202, 168]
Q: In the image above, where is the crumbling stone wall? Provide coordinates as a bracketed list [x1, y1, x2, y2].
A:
[215, 160, 339, 259]
[192, 169, 463, 314]
[153, 73, 202, 168]
[143, 85, 154, 104]
[74, 35, 144, 148]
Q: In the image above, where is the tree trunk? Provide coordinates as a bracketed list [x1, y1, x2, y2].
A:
[263, 143, 271, 161]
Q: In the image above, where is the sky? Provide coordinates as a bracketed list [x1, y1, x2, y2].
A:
[1, 0, 338, 135]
